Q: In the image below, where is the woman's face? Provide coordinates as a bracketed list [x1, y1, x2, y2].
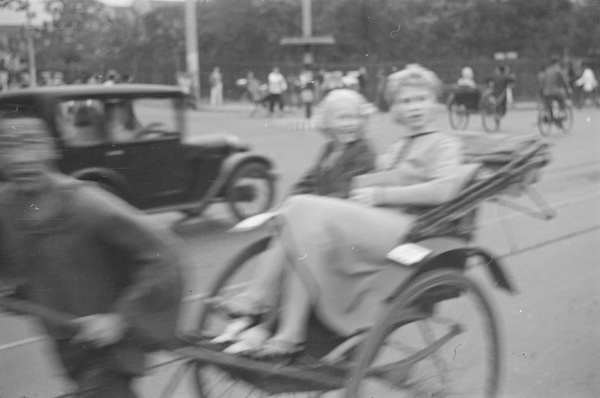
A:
[390, 86, 438, 133]
[325, 103, 364, 144]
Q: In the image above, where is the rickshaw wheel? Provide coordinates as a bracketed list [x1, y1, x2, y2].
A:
[226, 162, 275, 221]
[192, 236, 331, 397]
[196, 236, 271, 331]
[344, 269, 501, 398]
[448, 102, 470, 130]
[480, 96, 500, 132]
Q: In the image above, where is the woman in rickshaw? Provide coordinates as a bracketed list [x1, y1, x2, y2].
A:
[215, 64, 467, 359]
[290, 88, 376, 198]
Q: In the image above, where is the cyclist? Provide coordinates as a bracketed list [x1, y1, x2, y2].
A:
[540, 55, 572, 124]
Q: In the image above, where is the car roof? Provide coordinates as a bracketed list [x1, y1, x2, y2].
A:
[0, 84, 184, 100]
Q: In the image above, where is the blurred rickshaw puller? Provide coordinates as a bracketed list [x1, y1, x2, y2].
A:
[0, 117, 183, 397]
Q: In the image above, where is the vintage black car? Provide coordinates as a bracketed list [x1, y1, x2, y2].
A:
[0, 84, 276, 220]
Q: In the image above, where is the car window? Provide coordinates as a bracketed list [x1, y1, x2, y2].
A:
[123, 98, 180, 142]
[56, 97, 180, 147]
[104, 99, 140, 143]
[0, 98, 40, 119]
[55, 100, 106, 147]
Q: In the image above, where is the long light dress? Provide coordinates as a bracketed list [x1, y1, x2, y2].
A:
[246, 130, 464, 336]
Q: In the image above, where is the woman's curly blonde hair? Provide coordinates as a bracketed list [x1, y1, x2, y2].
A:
[384, 64, 443, 104]
[315, 89, 375, 135]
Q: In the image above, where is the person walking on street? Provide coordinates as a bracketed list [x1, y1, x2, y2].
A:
[0, 116, 184, 397]
[267, 66, 287, 115]
[357, 66, 369, 99]
[299, 65, 315, 119]
[375, 67, 389, 111]
[575, 66, 599, 108]
[210, 67, 224, 106]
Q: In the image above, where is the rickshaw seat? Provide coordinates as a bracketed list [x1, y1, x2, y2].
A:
[309, 137, 550, 360]
[407, 134, 551, 242]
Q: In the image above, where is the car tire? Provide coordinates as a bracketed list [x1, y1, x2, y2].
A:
[225, 162, 275, 221]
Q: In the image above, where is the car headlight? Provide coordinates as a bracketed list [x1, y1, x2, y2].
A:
[225, 135, 249, 151]
[225, 135, 242, 146]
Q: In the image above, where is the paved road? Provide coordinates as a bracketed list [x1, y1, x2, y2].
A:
[1, 104, 599, 397]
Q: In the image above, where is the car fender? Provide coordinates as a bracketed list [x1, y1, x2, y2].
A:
[70, 167, 131, 200]
[219, 152, 277, 184]
[188, 152, 277, 214]
[387, 236, 515, 300]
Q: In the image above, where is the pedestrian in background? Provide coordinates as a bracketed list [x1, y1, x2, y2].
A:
[575, 66, 599, 108]
[0, 60, 8, 92]
[103, 70, 118, 86]
[267, 66, 287, 115]
[299, 65, 315, 119]
[457, 66, 476, 88]
[375, 67, 388, 111]
[0, 117, 184, 397]
[357, 66, 369, 98]
[210, 67, 224, 106]
[246, 71, 262, 103]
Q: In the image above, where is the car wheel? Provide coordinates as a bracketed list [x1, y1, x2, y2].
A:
[225, 162, 275, 221]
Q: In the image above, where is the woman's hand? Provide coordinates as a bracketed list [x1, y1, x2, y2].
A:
[72, 313, 129, 347]
[349, 188, 382, 207]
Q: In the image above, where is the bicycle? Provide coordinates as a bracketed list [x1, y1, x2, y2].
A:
[537, 97, 574, 136]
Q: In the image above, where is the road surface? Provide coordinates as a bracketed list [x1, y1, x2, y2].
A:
[1, 104, 599, 398]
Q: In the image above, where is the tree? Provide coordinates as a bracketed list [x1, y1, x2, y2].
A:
[35, 0, 112, 73]
[196, 0, 299, 64]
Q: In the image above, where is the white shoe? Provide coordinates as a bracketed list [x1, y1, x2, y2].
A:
[223, 326, 270, 355]
[210, 317, 254, 345]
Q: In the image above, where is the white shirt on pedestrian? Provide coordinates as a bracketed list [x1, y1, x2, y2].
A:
[576, 68, 598, 92]
[268, 72, 288, 94]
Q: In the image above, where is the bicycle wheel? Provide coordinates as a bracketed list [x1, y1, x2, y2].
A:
[480, 96, 500, 132]
[191, 236, 331, 397]
[344, 268, 501, 398]
[537, 107, 552, 136]
[449, 102, 470, 130]
[559, 104, 574, 134]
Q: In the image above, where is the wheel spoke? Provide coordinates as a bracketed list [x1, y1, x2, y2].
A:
[193, 237, 330, 398]
[345, 269, 500, 398]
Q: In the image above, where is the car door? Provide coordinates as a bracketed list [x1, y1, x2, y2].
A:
[100, 97, 188, 210]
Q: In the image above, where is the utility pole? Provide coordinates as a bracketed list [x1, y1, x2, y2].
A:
[25, 1, 37, 86]
[280, 0, 334, 66]
[185, 0, 200, 101]
[301, 0, 312, 65]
